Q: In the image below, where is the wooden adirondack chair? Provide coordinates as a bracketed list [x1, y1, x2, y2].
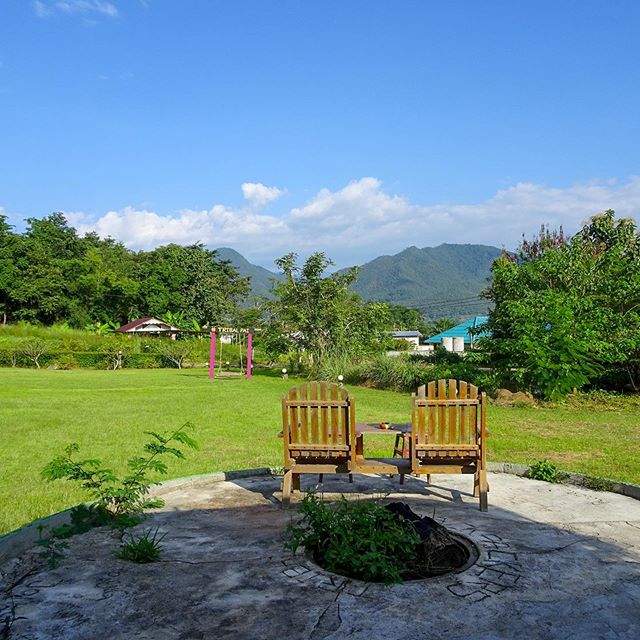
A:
[411, 379, 488, 511]
[281, 381, 356, 506]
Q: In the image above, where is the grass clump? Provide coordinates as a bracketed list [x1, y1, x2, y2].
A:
[579, 476, 616, 492]
[117, 528, 166, 563]
[284, 493, 419, 584]
[317, 352, 498, 393]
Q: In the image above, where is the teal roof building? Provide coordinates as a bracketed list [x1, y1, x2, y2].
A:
[425, 316, 490, 346]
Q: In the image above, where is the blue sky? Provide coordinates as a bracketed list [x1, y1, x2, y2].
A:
[1, 0, 639, 267]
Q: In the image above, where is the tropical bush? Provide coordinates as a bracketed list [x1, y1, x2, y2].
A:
[485, 211, 640, 398]
[317, 352, 498, 393]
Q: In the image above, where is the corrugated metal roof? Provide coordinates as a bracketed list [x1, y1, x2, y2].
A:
[390, 330, 423, 338]
[424, 316, 490, 345]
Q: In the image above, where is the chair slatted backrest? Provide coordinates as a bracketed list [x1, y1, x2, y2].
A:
[282, 382, 352, 453]
[412, 379, 481, 447]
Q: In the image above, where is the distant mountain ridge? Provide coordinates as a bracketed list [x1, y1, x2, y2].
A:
[214, 247, 280, 299]
[215, 243, 502, 318]
[348, 243, 502, 319]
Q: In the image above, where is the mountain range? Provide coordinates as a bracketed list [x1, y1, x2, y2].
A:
[215, 247, 280, 299]
[214, 244, 502, 319]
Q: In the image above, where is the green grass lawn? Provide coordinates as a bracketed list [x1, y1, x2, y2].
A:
[2, 368, 639, 535]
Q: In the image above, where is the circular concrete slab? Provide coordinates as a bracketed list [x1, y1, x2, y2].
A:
[2, 472, 640, 639]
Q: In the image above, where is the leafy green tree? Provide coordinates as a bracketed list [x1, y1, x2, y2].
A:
[0, 213, 251, 328]
[386, 304, 430, 334]
[486, 210, 640, 398]
[0, 215, 20, 324]
[75, 236, 139, 325]
[134, 244, 249, 326]
[264, 252, 391, 366]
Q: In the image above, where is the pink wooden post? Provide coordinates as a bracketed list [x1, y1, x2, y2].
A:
[246, 332, 253, 380]
[209, 331, 216, 379]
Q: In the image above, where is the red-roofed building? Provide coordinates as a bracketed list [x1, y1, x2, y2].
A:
[115, 317, 178, 337]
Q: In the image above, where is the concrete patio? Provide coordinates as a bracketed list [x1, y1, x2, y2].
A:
[2, 471, 640, 639]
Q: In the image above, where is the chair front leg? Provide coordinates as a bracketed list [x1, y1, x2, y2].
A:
[282, 470, 293, 507]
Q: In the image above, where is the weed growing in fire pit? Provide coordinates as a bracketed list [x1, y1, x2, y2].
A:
[284, 493, 420, 584]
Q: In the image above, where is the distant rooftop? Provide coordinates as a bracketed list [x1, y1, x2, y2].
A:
[425, 316, 490, 345]
[390, 330, 423, 338]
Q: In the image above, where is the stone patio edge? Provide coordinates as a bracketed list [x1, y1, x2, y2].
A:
[0, 467, 274, 566]
[487, 461, 640, 500]
[2, 463, 638, 565]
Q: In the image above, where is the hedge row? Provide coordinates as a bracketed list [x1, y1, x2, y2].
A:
[0, 350, 168, 369]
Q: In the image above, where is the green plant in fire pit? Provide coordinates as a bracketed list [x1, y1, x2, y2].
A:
[284, 493, 420, 584]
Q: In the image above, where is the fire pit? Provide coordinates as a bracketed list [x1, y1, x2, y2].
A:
[384, 502, 478, 580]
[285, 495, 479, 583]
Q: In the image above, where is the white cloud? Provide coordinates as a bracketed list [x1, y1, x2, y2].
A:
[33, 1, 52, 17]
[34, 0, 118, 18]
[241, 183, 284, 208]
[71, 204, 289, 254]
[66, 176, 640, 268]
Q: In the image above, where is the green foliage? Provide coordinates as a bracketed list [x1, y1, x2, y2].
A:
[42, 425, 198, 518]
[528, 459, 560, 483]
[284, 493, 420, 584]
[264, 252, 392, 367]
[20, 337, 57, 369]
[391, 338, 411, 352]
[0, 213, 248, 327]
[0, 325, 201, 369]
[35, 524, 69, 569]
[386, 304, 430, 335]
[117, 528, 166, 563]
[134, 244, 250, 326]
[486, 211, 640, 398]
[317, 352, 497, 393]
[151, 338, 195, 369]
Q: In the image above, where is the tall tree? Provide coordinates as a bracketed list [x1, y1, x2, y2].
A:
[0, 215, 19, 324]
[264, 252, 390, 365]
[134, 244, 249, 325]
[486, 210, 640, 398]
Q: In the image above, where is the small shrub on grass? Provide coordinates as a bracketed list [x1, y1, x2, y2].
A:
[42, 424, 198, 521]
[117, 528, 166, 563]
[37, 426, 197, 566]
[20, 338, 58, 369]
[528, 459, 561, 483]
[284, 493, 420, 584]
